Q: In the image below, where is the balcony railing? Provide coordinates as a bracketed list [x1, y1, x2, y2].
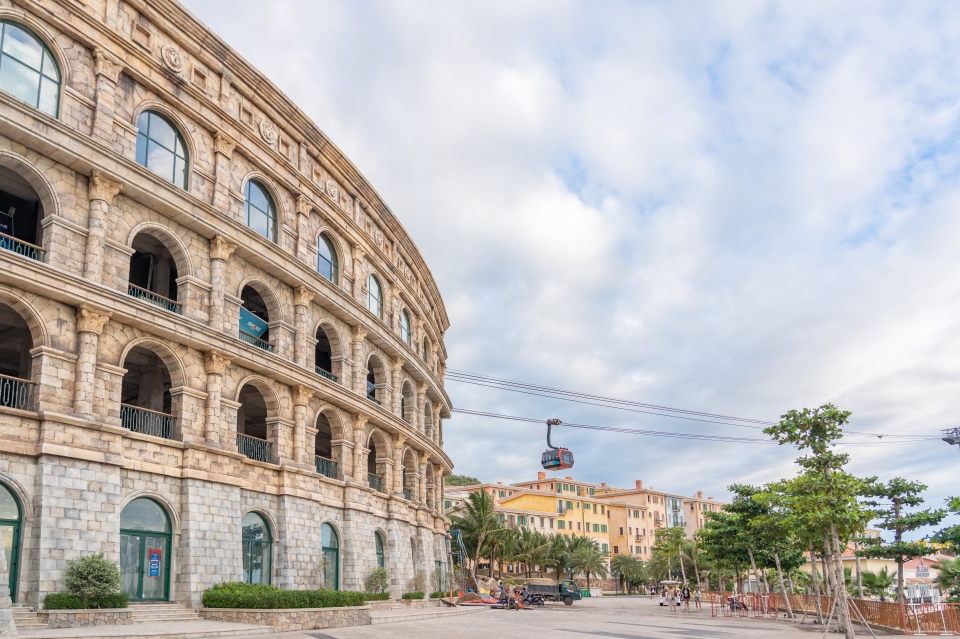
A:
[0, 374, 35, 411]
[0, 232, 44, 262]
[127, 283, 182, 314]
[120, 404, 175, 439]
[314, 367, 337, 383]
[368, 473, 383, 492]
[367, 395, 381, 406]
[403, 488, 412, 501]
[315, 455, 338, 479]
[239, 331, 275, 353]
[237, 433, 272, 463]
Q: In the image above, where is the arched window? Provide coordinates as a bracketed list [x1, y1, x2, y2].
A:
[0, 21, 60, 117]
[120, 498, 171, 601]
[0, 484, 21, 602]
[321, 523, 339, 590]
[316, 234, 338, 284]
[244, 180, 277, 242]
[400, 310, 411, 346]
[135, 111, 188, 189]
[422, 335, 430, 364]
[241, 512, 272, 585]
[367, 274, 382, 319]
[375, 531, 385, 569]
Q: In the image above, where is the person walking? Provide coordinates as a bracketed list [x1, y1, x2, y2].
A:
[682, 584, 691, 611]
[694, 587, 702, 610]
[667, 587, 677, 612]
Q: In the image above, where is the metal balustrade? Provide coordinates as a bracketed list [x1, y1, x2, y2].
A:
[238, 331, 275, 353]
[314, 367, 337, 383]
[315, 456, 338, 479]
[127, 284, 182, 314]
[237, 433, 272, 463]
[0, 374, 35, 411]
[368, 473, 383, 492]
[403, 488, 412, 501]
[120, 404, 175, 439]
[0, 232, 44, 262]
[367, 396, 382, 406]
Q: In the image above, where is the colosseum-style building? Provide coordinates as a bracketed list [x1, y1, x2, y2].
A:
[0, 0, 453, 606]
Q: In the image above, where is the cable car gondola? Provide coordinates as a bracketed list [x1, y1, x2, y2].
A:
[541, 418, 574, 470]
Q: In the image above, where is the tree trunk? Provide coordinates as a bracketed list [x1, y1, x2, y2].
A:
[829, 525, 857, 639]
[774, 551, 794, 619]
[747, 545, 760, 594]
[896, 558, 905, 603]
[691, 540, 702, 590]
[678, 547, 687, 584]
[853, 540, 864, 599]
[809, 542, 824, 625]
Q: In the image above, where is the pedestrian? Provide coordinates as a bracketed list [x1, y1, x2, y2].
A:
[694, 587, 702, 610]
[667, 587, 676, 612]
[682, 584, 691, 611]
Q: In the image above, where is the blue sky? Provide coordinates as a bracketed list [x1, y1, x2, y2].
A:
[184, 0, 960, 533]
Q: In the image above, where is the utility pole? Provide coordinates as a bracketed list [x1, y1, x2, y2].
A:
[943, 428, 960, 454]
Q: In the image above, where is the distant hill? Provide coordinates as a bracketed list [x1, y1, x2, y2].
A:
[444, 474, 481, 486]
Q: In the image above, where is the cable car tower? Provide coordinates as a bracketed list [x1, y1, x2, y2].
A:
[944, 427, 960, 454]
[541, 418, 574, 470]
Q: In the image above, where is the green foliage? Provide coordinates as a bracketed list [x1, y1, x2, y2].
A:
[364, 567, 389, 594]
[861, 567, 895, 601]
[569, 544, 608, 589]
[448, 490, 503, 583]
[201, 582, 366, 609]
[932, 497, 960, 548]
[610, 554, 646, 592]
[360, 592, 390, 601]
[401, 591, 425, 599]
[43, 592, 129, 610]
[444, 475, 481, 487]
[429, 591, 449, 598]
[63, 553, 122, 605]
[932, 557, 960, 602]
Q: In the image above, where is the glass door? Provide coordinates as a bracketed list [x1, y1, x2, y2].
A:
[0, 522, 19, 603]
[120, 532, 169, 601]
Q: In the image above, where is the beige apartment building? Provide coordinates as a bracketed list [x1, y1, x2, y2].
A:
[0, 0, 453, 605]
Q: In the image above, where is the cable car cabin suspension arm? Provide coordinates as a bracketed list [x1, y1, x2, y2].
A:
[542, 419, 574, 470]
[546, 418, 561, 450]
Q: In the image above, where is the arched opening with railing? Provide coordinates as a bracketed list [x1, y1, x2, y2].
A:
[400, 381, 414, 424]
[366, 430, 389, 493]
[236, 382, 273, 463]
[423, 403, 434, 441]
[239, 285, 272, 353]
[314, 323, 342, 383]
[0, 301, 34, 411]
[0, 164, 46, 263]
[127, 233, 181, 314]
[314, 412, 337, 479]
[120, 345, 175, 440]
[365, 355, 386, 407]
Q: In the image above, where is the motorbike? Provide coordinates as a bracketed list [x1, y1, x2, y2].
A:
[523, 592, 545, 608]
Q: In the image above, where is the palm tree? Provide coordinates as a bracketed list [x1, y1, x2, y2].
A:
[932, 557, 960, 601]
[570, 545, 609, 590]
[448, 490, 502, 587]
[548, 534, 570, 579]
[611, 554, 644, 593]
[861, 568, 895, 602]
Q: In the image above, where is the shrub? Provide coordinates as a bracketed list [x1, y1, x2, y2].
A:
[43, 592, 129, 610]
[360, 592, 390, 601]
[63, 553, 122, 607]
[365, 567, 389, 594]
[411, 571, 426, 593]
[201, 582, 366, 609]
[402, 592, 425, 600]
[429, 591, 448, 599]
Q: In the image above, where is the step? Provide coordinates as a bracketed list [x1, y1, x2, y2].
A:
[18, 620, 275, 638]
[370, 606, 487, 625]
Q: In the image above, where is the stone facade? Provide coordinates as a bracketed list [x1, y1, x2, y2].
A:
[0, 0, 453, 608]
[200, 606, 371, 631]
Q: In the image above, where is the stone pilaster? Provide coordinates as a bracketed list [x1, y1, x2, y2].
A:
[351, 326, 367, 394]
[73, 304, 111, 419]
[91, 48, 123, 144]
[208, 236, 237, 333]
[351, 246, 365, 303]
[295, 195, 311, 263]
[415, 381, 428, 432]
[352, 414, 367, 484]
[418, 451, 430, 506]
[391, 433, 406, 497]
[212, 131, 237, 210]
[293, 286, 314, 368]
[203, 350, 231, 446]
[390, 357, 404, 417]
[292, 385, 313, 467]
[83, 171, 122, 284]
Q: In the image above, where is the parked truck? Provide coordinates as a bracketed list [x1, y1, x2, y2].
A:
[525, 578, 583, 605]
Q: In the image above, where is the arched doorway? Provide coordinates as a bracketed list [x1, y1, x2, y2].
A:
[241, 512, 272, 585]
[314, 413, 336, 479]
[120, 498, 171, 601]
[0, 483, 21, 602]
[0, 165, 46, 262]
[321, 523, 339, 590]
[0, 301, 34, 411]
[236, 383, 271, 463]
[239, 285, 272, 352]
[128, 233, 181, 314]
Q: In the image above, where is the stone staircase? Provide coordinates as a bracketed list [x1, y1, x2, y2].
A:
[11, 606, 46, 630]
[127, 602, 203, 623]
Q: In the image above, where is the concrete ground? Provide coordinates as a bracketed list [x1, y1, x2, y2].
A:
[247, 596, 897, 639]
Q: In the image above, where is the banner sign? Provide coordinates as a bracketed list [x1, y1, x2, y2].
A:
[0, 208, 12, 236]
[239, 307, 268, 338]
[147, 548, 162, 578]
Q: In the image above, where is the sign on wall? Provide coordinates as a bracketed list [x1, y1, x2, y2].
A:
[239, 307, 268, 338]
[147, 548, 162, 578]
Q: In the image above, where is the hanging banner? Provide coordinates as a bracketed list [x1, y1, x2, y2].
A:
[238, 306, 268, 338]
[147, 548, 162, 578]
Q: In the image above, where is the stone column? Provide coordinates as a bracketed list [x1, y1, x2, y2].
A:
[212, 131, 237, 211]
[208, 235, 237, 333]
[83, 171, 122, 284]
[351, 326, 367, 394]
[203, 350, 231, 446]
[292, 385, 313, 467]
[352, 414, 367, 483]
[73, 304, 111, 419]
[415, 382, 428, 432]
[91, 48, 123, 143]
[433, 401, 443, 443]
[295, 195, 312, 263]
[389, 283, 401, 332]
[418, 451, 430, 506]
[390, 357, 404, 417]
[351, 246, 366, 302]
[392, 433, 407, 496]
[435, 470, 443, 512]
[293, 285, 314, 368]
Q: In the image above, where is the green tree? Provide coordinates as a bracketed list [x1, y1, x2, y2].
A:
[444, 475, 481, 487]
[448, 490, 503, 587]
[569, 544, 608, 590]
[861, 567, 895, 601]
[932, 557, 960, 602]
[610, 553, 644, 593]
[932, 497, 960, 548]
[857, 478, 946, 603]
[64, 552, 122, 606]
[697, 510, 751, 593]
[651, 527, 688, 583]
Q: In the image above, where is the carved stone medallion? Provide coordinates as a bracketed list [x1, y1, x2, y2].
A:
[326, 180, 338, 201]
[161, 45, 184, 73]
[259, 119, 277, 145]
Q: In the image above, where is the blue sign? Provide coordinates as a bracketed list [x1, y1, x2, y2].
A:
[239, 306, 268, 338]
[147, 548, 162, 578]
[0, 209, 12, 236]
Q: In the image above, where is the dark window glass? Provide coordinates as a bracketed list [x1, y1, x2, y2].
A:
[241, 512, 271, 585]
[375, 532, 384, 568]
[120, 498, 170, 532]
[317, 234, 338, 284]
[0, 22, 59, 117]
[400, 311, 411, 345]
[244, 180, 276, 242]
[136, 111, 188, 188]
[367, 275, 382, 318]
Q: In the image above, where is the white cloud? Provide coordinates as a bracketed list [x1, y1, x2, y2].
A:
[183, 0, 960, 530]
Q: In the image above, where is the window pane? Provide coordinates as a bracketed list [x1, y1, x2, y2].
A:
[0, 57, 39, 107]
[247, 182, 270, 214]
[120, 498, 169, 532]
[136, 134, 148, 167]
[38, 77, 57, 116]
[317, 256, 332, 281]
[241, 512, 269, 543]
[147, 113, 176, 151]
[41, 48, 58, 80]
[0, 485, 17, 521]
[318, 236, 333, 261]
[174, 156, 186, 188]
[120, 534, 141, 597]
[2, 24, 42, 71]
[248, 207, 269, 239]
[146, 142, 175, 182]
[321, 523, 338, 549]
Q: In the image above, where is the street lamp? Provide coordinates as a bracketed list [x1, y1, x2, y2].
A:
[943, 427, 960, 454]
